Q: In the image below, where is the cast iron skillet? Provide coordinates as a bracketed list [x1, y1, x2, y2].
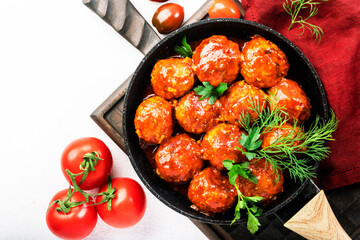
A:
[123, 18, 329, 225]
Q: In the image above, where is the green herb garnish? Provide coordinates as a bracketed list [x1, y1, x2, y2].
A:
[238, 127, 263, 160]
[238, 94, 339, 182]
[223, 160, 258, 184]
[223, 160, 263, 233]
[194, 82, 228, 105]
[283, 0, 328, 42]
[174, 36, 193, 58]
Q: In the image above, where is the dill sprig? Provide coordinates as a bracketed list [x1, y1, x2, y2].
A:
[239, 95, 288, 133]
[283, 0, 328, 42]
[238, 94, 339, 182]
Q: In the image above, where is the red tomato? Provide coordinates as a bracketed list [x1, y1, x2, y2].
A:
[96, 178, 146, 228]
[208, 0, 241, 19]
[152, 3, 184, 34]
[150, 0, 168, 2]
[61, 137, 113, 190]
[46, 189, 97, 239]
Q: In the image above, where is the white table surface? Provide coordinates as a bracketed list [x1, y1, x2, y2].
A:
[0, 0, 211, 239]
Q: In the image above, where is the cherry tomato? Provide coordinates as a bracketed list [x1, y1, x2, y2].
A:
[208, 0, 241, 19]
[61, 137, 113, 190]
[96, 178, 146, 228]
[46, 189, 97, 239]
[152, 3, 184, 34]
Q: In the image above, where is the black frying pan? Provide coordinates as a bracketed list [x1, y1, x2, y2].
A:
[123, 18, 328, 224]
[84, 1, 350, 238]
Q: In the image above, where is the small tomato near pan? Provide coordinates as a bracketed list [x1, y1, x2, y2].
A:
[46, 189, 98, 239]
[152, 3, 184, 34]
[96, 177, 147, 228]
[61, 137, 113, 190]
[208, 0, 241, 19]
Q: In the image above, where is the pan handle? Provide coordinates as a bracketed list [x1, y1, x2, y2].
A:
[82, 0, 160, 55]
[275, 180, 351, 240]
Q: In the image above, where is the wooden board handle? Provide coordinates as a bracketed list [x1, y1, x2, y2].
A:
[284, 190, 351, 240]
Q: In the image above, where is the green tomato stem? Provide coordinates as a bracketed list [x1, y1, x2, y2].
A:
[90, 175, 116, 210]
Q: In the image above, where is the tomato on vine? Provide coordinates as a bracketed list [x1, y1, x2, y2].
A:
[96, 177, 147, 228]
[208, 0, 241, 19]
[61, 137, 113, 190]
[46, 188, 98, 239]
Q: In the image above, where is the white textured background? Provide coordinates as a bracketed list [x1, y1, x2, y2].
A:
[0, 0, 210, 239]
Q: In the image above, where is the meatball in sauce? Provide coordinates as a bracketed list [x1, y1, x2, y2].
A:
[201, 123, 246, 171]
[151, 57, 195, 100]
[261, 124, 305, 149]
[134, 96, 173, 144]
[268, 78, 311, 123]
[155, 134, 203, 183]
[219, 81, 267, 126]
[241, 35, 289, 88]
[188, 167, 237, 214]
[236, 158, 284, 204]
[175, 91, 221, 134]
[192, 35, 241, 87]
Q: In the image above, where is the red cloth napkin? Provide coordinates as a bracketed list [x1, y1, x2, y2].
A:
[241, 0, 360, 190]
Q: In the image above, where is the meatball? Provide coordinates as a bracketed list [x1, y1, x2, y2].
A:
[262, 124, 305, 149]
[201, 123, 246, 170]
[134, 96, 173, 144]
[219, 81, 267, 126]
[236, 159, 284, 204]
[268, 78, 311, 123]
[151, 57, 195, 99]
[240, 35, 289, 88]
[188, 167, 236, 213]
[192, 35, 241, 87]
[154, 134, 203, 183]
[175, 91, 221, 134]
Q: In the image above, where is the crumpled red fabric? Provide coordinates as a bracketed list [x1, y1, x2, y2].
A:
[241, 0, 360, 190]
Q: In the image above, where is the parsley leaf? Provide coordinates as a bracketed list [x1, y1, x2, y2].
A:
[223, 160, 263, 234]
[231, 184, 263, 232]
[223, 159, 258, 185]
[245, 196, 263, 204]
[233, 201, 242, 223]
[236, 127, 262, 161]
[222, 159, 234, 170]
[247, 211, 261, 234]
[194, 82, 228, 105]
[239, 127, 262, 151]
[174, 36, 193, 58]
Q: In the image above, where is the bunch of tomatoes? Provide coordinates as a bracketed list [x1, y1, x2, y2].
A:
[46, 137, 146, 239]
[151, 0, 241, 34]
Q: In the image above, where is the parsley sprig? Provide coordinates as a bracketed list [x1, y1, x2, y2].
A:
[237, 127, 263, 161]
[283, 0, 328, 42]
[223, 160, 263, 233]
[174, 36, 193, 58]
[223, 160, 258, 185]
[238, 94, 339, 182]
[194, 82, 228, 105]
